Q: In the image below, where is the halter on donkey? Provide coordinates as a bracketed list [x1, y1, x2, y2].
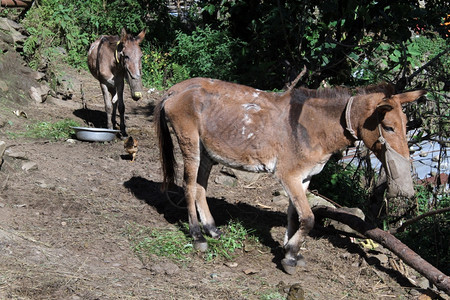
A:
[155, 77, 425, 274]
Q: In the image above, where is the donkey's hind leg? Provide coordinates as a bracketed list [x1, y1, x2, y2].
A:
[178, 134, 208, 251]
[196, 149, 222, 239]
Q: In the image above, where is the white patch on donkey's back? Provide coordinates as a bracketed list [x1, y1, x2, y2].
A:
[243, 113, 252, 125]
[242, 103, 261, 112]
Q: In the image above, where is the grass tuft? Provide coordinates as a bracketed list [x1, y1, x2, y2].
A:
[8, 119, 80, 140]
[126, 219, 260, 263]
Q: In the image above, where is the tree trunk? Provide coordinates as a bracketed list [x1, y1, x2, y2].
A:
[312, 205, 450, 295]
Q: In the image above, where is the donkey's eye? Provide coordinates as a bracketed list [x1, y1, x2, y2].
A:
[383, 125, 395, 132]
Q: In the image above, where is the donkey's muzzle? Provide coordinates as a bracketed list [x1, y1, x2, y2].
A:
[382, 141, 415, 199]
[132, 91, 143, 101]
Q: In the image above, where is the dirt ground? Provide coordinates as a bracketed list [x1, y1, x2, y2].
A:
[0, 50, 446, 300]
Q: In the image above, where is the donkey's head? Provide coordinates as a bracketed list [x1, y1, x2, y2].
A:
[117, 28, 145, 101]
[358, 88, 426, 198]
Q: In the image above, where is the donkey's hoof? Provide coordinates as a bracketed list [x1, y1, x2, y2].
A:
[281, 256, 306, 275]
[203, 224, 222, 239]
[212, 228, 223, 239]
[210, 228, 223, 239]
[295, 254, 306, 268]
[194, 240, 208, 252]
[281, 258, 298, 275]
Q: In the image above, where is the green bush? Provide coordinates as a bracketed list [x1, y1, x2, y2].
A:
[141, 48, 190, 89]
[396, 186, 449, 271]
[171, 26, 244, 81]
[309, 158, 370, 209]
[22, 0, 93, 70]
[142, 49, 171, 89]
[350, 34, 449, 87]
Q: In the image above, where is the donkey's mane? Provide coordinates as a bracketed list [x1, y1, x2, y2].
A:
[293, 82, 395, 102]
[296, 86, 351, 101]
[356, 82, 395, 97]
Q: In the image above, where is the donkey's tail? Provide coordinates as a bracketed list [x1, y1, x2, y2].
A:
[155, 96, 177, 191]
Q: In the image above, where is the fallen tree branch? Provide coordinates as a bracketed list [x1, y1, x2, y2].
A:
[309, 190, 342, 208]
[389, 207, 450, 235]
[312, 205, 450, 295]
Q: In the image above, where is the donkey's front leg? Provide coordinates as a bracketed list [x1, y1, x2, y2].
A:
[280, 177, 315, 274]
[101, 83, 114, 130]
[117, 97, 126, 137]
[115, 80, 127, 137]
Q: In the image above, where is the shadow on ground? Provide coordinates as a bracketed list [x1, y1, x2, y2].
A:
[123, 176, 288, 269]
[73, 108, 107, 128]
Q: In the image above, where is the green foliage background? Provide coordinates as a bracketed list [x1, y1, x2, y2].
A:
[6, 0, 448, 272]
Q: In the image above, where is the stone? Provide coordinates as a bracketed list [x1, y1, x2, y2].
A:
[0, 140, 6, 159]
[163, 262, 180, 275]
[0, 79, 8, 92]
[214, 174, 237, 187]
[150, 262, 179, 275]
[0, 17, 27, 44]
[416, 277, 430, 289]
[306, 192, 335, 208]
[233, 169, 261, 183]
[224, 262, 238, 268]
[29, 84, 50, 103]
[4, 149, 27, 160]
[30, 71, 45, 81]
[22, 161, 38, 171]
[243, 268, 258, 275]
[329, 207, 365, 235]
[372, 253, 389, 265]
[0, 17, 22, 30]
[272, 194, 289, 205]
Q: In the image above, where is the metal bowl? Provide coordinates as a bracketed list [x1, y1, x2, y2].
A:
[71, 127, 120, 142]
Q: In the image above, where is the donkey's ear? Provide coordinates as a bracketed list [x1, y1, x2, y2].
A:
[136, 30, 146, 44]
[397, 90, 427, 104]
[116, 41, 124, 52]
[120, 28, 128, 42]
[376, 101, 394, 114]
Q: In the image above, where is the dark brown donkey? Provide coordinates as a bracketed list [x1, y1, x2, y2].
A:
[88, 28, 145, 137]
[155, 77, 425, 274]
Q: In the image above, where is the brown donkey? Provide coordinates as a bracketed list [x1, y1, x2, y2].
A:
[155, 77, 425, 274]
[88, 28, 145, 137]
